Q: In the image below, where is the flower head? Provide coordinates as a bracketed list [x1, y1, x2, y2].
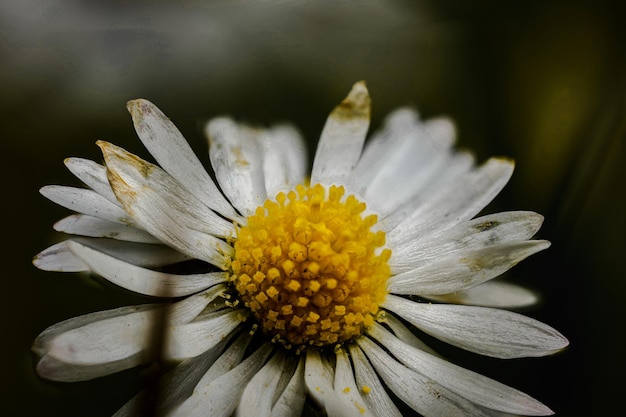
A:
[33, 81, 568, 416]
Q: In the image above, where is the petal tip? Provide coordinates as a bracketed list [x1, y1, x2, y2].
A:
[126, 98, 147, 114]
[333, 81, 371, 120]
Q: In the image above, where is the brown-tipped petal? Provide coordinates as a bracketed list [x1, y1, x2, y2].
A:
[98, 140, 234, 269]
[311, 81, 371, 186]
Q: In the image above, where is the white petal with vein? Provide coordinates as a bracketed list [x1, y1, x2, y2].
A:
[261, 125, 307, 198]
[169, 343, 273, 417]
[64, 157, 119, 205]
[40, 185, 132, 224]
[423, 279, 539, 308]
[54, 214, 160, 243]
[383, 295, 569, 358]
[164, 309, 244, 359]
[358, 338, 490, 416]
[66, 240, 226, 297]
[127, 99, 241, 221]
[238, 351, 290, 417]
[369, 323, 554, 415]
[271, 357, 306, 417]
[388, 240, 550, 295]
[390, 211, 545, 273]
[389, 158, 514, 244]
[348, 344, 402, 417]
[206, 118, 267, 216]
[334, 349, 375, 417]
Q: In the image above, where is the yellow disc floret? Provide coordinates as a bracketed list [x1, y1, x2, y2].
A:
[230, 184, 391, 349]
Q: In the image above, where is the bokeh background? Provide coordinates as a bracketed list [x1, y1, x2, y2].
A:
[1, 0, 623, 416]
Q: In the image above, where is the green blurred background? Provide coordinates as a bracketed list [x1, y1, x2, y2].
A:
[1, 0, 623, 416]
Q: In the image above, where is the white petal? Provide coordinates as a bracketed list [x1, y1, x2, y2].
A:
[353, 113, 454, 215]
[167, 284, 229, 325]
[390, 211, 545, 272]
[304, 350, 361, 417]
[195, 331, 253, 388]
[99, 141, 234, 269]
[261, 124, 308, 198]
[423, 116, 457, 149]
[369, 323, 555, 415]
[382, 313, 440, 357]
[311, 81, 370, 186]
[206, 118, 267, 216]
[383, 295, 569, 358]
[113, 340, 230, 417]
[54, 214, 161, 243]
[381, 150, 475, 231]
[357, 338, 490, 416]
[65, 240, 226, 297]
[71, 237, 190, 268]
[64, 157, 120, 205]
[164, 309, 245, 359]
[47, 310, 153, 364]
[40, 185, 132, 224]
[271, 357, 306, 417]
[334, 348, 375, 417]
[347, 344, 403, 417]
[33, 304, 155, 357]
[352, 108, 420, 190]
[423, 279, 539, 308]
[238, 351, 292, 417]
[34, 305, 157, 381]
[304, 349, 335, 409]
[388, 158, 514, 243]
[33, 241, 89, 272]
[388, 240, 550, 295]
[36, 352, 144, 383]
[127, 99, 241, 222]
[169, 343, 273, 417]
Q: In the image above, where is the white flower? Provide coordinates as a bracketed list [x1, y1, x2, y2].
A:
[33, 81, 568, 417]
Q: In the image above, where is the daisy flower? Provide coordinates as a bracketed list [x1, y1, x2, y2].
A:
[33, 81, 568, 417]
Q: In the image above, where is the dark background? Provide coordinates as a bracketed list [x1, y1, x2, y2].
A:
[1, 1, 623, 416]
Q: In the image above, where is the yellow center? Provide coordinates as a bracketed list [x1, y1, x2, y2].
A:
[230, 183, 391, 349]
